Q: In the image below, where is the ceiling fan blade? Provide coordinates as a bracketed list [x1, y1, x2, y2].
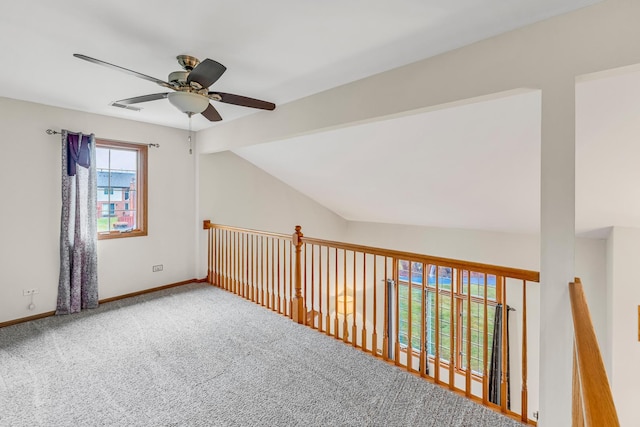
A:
[187, 59, 226, 88]
[115, 93, 169, 105]
[210, 92, 276, 110]
[201, 103, 223, 122]
[73, 54, 173, 89]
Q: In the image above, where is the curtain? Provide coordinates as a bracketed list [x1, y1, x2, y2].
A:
[488, 303, 510, 408]
[57, 130, 98, 314]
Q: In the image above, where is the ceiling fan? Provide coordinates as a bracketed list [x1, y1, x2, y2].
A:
[73, 53, 276, 121]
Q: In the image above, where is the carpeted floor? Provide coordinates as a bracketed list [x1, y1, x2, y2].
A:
[0, 283, 525, 426]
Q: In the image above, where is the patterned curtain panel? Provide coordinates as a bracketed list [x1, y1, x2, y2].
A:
[57, 130, 98, 314]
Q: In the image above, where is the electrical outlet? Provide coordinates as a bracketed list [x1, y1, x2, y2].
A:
[152, 264, 163, 272]
[22, 288, 39, 296]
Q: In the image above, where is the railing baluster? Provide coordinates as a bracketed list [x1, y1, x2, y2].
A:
[242, 233, 246, 298]
[261, 236, 265, 307]
[236, 231, 239, 293]
[407, 261, 413, 372]
[466, 270, 472, 397]
[435, 265, 440, 384]
[372, 255, 378, 357]
[289, 240, 293, 319]
[362, 253, 367, 351]
[207, 226, 212, 283]
[318, 245, 323, 332]
[449, 268, 456, 390]
[277, 239, 281, 314]
[334, 248, 339, 338]
[311, 244, 315, 328]
[224, 230, 228, 290]
[394, 258, 400, 366]
[217, 230, 221, 287]
[326, 246, 331, 336]
[420, 262, 426, 377]
[383, 257, 389, 360]
[343, 249, 348, 343]
[231, 232, 234, 293]
[352, 251, 357, 347]
[270, 238, 274, 310]
[521, 279, 528, 422]
[245, 234, 249, 298]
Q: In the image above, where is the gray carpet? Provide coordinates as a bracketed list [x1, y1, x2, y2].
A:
[0, 283, 525, 426]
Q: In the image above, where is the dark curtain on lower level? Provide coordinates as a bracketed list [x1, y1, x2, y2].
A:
[488, 303, 510, 408]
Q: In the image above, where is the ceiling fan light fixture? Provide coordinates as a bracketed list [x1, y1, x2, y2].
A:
[167, 92, 209, 114]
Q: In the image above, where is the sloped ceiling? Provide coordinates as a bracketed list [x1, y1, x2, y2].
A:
[235, 91, 542, 233]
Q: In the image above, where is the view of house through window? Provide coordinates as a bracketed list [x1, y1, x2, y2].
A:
[397, 262, 498, 376]
[95, 140, 147, 239]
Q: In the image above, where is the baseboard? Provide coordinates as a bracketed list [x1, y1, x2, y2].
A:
[0, 278, 206, 329]
[98, 278, 202, 304]
[0, 310, 57, 328]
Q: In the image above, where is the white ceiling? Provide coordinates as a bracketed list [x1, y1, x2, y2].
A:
[235, 91, 542, 233]
[0, 0, 597, 131]
[5, 0, 632, 237]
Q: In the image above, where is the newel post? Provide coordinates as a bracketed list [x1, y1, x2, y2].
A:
[292, 225, 305, 324]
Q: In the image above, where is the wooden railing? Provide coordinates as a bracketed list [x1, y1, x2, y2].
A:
[204, 221, 540, 424]
[569, 278, 619, 427]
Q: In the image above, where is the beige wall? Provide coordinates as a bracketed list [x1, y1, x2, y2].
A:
[606, 227, 640, 426]
[0, 97, 198, 323]
[197, 150, 348, 277]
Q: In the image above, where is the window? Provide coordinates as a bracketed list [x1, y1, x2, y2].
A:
[397, 262, 499, 376]
[96, 139, 147, 239]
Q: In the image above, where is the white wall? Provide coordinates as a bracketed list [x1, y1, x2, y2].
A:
[606, 226, 640, 427]
[0, 97, 198, 323]
[197, 150, 348, 277]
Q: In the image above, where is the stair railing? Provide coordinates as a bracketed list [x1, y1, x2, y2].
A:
[203, 221, 539, 424]
[569, 278, 619, 426]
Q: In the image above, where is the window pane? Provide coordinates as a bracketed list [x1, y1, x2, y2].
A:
[113, 210, 136, 231]
[439, 267, 452, 290]
[96, 147, 110, 169]
[95, 141, 145, 238]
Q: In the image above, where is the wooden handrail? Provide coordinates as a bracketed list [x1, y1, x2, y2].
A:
[203, 221, 292, 240]
[303, 236, 539, 281]
[569, 278, 619, 427]
[204, 222, 537, 282]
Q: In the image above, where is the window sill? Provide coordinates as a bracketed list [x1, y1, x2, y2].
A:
[98, 229, 147, 240]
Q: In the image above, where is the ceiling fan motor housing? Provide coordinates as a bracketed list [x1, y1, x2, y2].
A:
[169, 71, 189, 85]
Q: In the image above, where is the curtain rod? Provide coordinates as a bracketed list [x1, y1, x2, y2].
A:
[45, 129, 160, 148]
